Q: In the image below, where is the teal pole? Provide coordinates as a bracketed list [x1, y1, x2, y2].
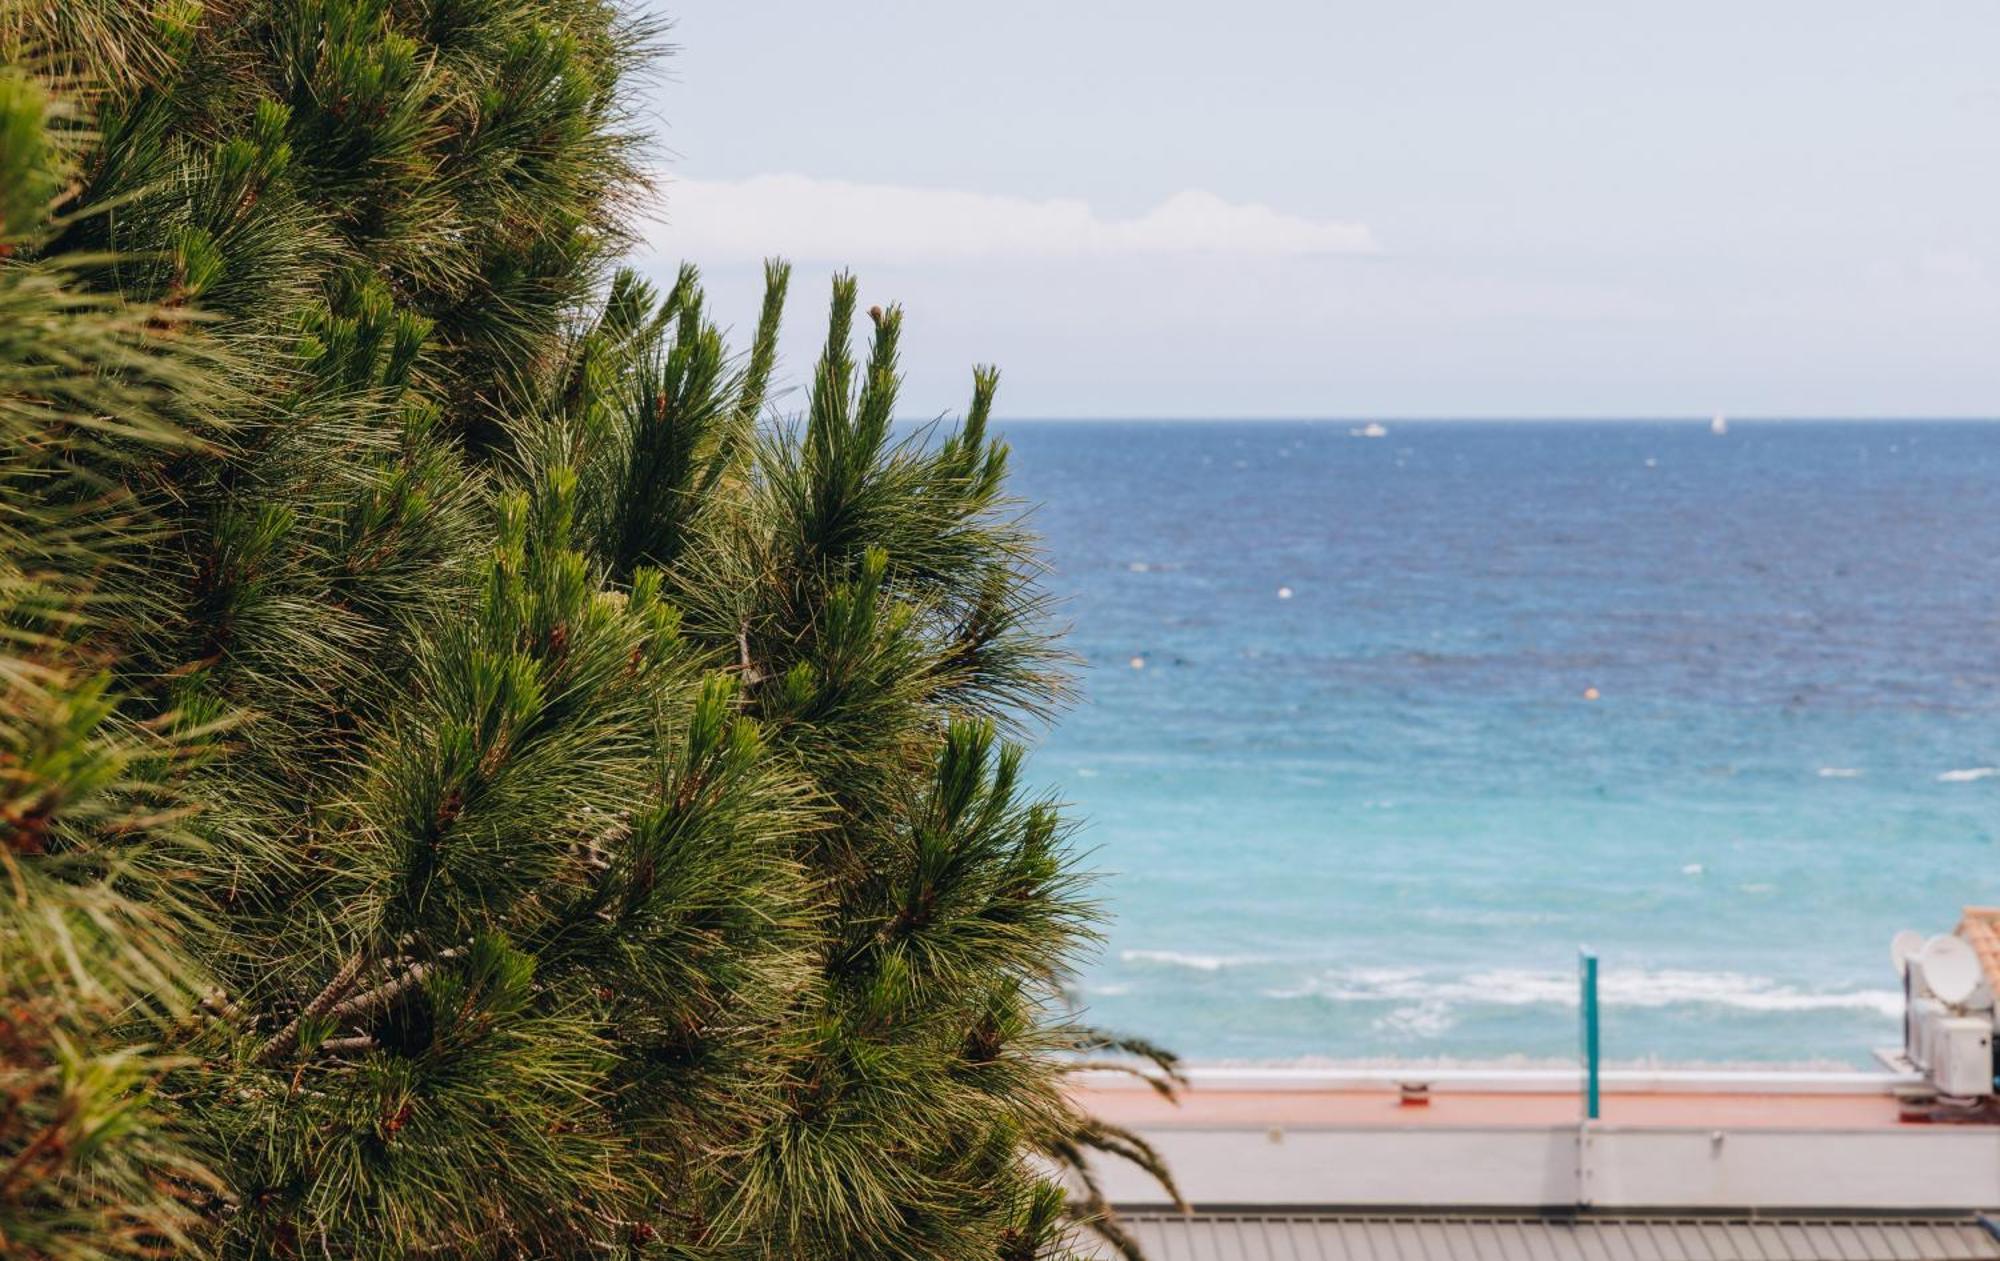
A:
[1579, 949, 1600, 1120]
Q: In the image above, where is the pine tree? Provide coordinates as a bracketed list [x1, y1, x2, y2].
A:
[5, 3, 1178, 1257]
[0, 60, 226, 1259]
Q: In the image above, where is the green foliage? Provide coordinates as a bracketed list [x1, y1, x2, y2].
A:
[0, 53, 227, 1259]
[3, 2, 1175, 1257]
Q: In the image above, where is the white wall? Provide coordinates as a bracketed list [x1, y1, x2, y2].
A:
[1093, 1124, 2000, 1210]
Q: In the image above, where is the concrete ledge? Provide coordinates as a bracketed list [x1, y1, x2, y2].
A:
[1089, 1123, 2000, 1210]
[1075, 1065, 1922, 1095]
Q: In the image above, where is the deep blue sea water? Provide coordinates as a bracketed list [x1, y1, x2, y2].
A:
[993, 420, 2000, 1066]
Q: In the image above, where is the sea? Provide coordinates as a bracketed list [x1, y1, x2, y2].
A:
[992, 419, 2000, 1067]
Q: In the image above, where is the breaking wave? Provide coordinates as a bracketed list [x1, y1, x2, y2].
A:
[1119, 948, 1266, 972]
[1261, 966, 1901, 1019]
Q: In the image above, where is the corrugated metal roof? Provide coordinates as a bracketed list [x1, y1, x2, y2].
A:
[1090, 1215, 2000, 1261]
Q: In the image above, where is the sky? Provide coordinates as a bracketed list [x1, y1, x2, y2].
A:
[632, 2, 2000, 420]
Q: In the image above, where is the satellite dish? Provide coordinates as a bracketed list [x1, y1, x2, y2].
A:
[1891, 930, 1926, 977]
[1919, 935, 1983, 1007]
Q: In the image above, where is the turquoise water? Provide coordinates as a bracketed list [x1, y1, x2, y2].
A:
[999, 420, 2000, 1065]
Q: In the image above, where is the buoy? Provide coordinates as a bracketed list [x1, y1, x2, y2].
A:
[1277, 586, 1293, 600]
[1583, 687, 1600, 701]
[1129, 656, 1146, 670]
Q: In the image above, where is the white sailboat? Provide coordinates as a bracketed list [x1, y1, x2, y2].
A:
[1710, 412, 1728, 436]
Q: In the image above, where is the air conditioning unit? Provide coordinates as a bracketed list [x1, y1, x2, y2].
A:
[1893, 930, 1996, 1098]
[1930, 1017, 1994, 1097]
[1907, 996, 1946, 1071]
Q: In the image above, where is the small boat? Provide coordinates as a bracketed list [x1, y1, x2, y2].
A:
[1350, 422, 1388, 439]
[1710, 412, 1728, 436]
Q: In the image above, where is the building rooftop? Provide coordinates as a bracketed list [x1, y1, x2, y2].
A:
[1955, 907, 2000, 998]
[1087, 1214, 2000, 1261]
[1081, 1085, 1913, 1132]
[1068, 1069, 2000, 1213]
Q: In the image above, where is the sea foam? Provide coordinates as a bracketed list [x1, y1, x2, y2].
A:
[1260, 966, 1901, 1019]
[1120, 948, 1264, 972]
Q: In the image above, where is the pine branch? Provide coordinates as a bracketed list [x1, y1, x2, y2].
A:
[733, 258, 791, 428]
[252, 948, 371, 1065]
[737, 619, 763, 685]
[322, 948, 461, 1028]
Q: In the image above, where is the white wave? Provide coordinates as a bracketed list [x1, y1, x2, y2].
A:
[1372, 1000, 1454, 1038]
[1264, 966, 1900, 1018]
[1120, 948, 1265, 973]
[1938, 767, 1998, 782]
[1680, 863, 1704, 876]
[1262, 965, 1422, 1001]
[1817, 767, 1862, 778]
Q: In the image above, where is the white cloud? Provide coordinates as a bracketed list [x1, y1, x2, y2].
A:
[1918, 249, 1983, 281]
[644, 173, 1379, 264]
